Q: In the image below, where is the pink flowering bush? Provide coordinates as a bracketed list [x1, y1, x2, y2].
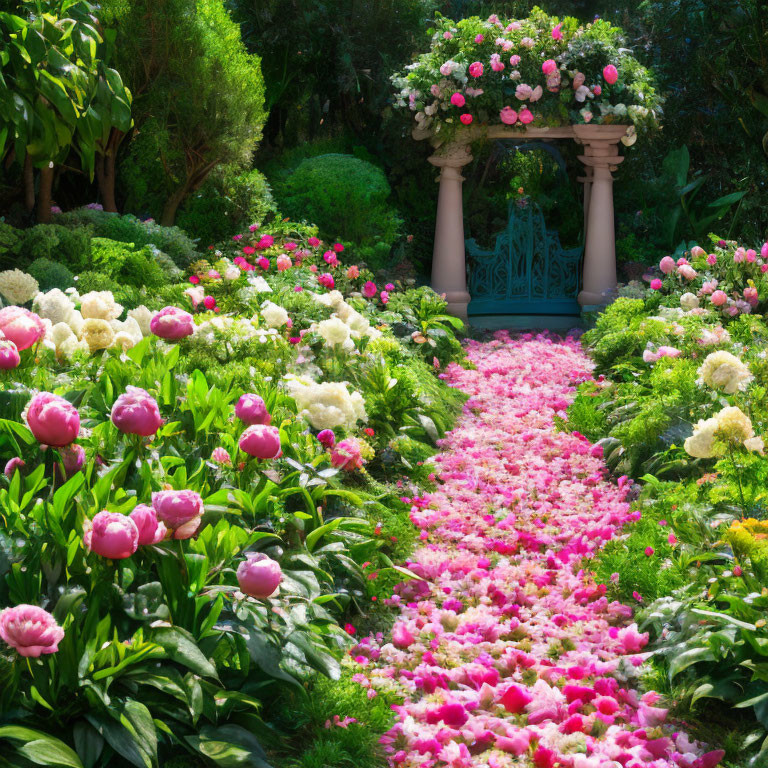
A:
[392, 9, 659, 137]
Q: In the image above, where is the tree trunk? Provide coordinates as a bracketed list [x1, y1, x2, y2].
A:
[37, 165, 54, 223]
[95, 129, 122, 212]
[160, 184, 189, 227]
[23, 154, 36, 213]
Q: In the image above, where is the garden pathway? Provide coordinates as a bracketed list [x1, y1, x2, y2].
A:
[352, 332, 724, 768]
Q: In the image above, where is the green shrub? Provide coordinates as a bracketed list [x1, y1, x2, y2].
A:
[56, 208, 199, 267]
[177, 166, 278, 245]
[0, 222, 21, 269]
[274, 154, 401, 271]
[91, 238, 168, 288]
[25, 258, 75, 292]
[15, 224, 91, 271]
[75, 270, 117, 293]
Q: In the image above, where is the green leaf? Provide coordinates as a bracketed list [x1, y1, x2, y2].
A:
[149, 626, 218, 680]
[0, 727, 84, 768]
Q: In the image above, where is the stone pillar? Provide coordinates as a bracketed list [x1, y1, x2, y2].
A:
[573, 125, 627, 310]
[428, 143, 473, 320]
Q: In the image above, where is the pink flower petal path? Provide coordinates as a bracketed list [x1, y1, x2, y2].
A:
[352, 332, 724, 768]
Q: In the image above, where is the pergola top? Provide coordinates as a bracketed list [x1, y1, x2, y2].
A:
[413, 123, 633, 147]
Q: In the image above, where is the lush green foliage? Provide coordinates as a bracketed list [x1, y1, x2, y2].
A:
[273, 154, 402, 272]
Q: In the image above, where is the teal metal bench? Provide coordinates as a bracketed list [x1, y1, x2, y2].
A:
[465, 200, 582, 315]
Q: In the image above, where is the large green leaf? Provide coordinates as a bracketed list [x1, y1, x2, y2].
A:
[0, 727, 84, 768]
[149, 626, 218, 680]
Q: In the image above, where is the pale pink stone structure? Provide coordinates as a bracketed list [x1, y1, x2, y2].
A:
[416, 124, 629, 319]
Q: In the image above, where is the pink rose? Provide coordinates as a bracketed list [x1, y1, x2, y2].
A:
[84, 511, 139, 559]
[276, 255, 292, 271]
[318, 273, 335, 289]
[257, 235, 274, 249]
[490, 53, 505, 72]
[499, 684, 532, 713]
[380, 290, 390, 304]
[111, 387, 163, 436]
[469, 62, 484, 78]
[515, 83, 532, 101]
[257, 257, 270, 270]
[450, 92, 465, 107]
[460, 113, 473, 125]
[331, 438, 365, 470]
[237, 552, 282, 598]
[150, 306, 195, 340]
[734, 247, 746, 263]
[542, 59, 557, 75]
[659, 256, 675, 274]
[0, 338, 20, 369]
[762, 242, 768, 259]
[474, 34, 484, 43]
[346, 265, 359, 279]
[235, 393, 271, 425]
[152, 489, 204, 539]
[500, 107, 518, 125]
[363, 281, 378, 298]
[317, 429, 336, 448]
[129, 504, 167, 546]
[509, 54, 521, 66]
[0, 306, 45, 350]
[744, 286, 759, 305]
[307, 236, 320, 247]
[239, 424, 282, 459]
[603, 64, 618, 84]
[706, 253, 717, 266]
[677, 264, 697, 280]
[518, 108, 534, 124]
[391, 622, 415, 648]
[592, 84, 602, 95]
[552, 23, 563, 40]
[690, 245, 706, 258]
[650, 278, 663, 290]
[26, 392, 80, 447]
[0, 604, 64, 657]
[747, 249, 757, 263]
[711, 290, 728, 306]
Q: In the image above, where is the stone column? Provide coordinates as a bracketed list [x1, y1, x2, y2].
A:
[428, 142, 473, 320]
[573, 125, 627, 310]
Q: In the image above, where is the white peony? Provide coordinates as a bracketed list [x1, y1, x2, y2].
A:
[0, 270, 39, 305]
[110, 316, 143, 347]
[317, 317, 353, 349]
[80, 291, 123, 321]
[685, 406, 761, 458]
[261, 301, 289, 329]
[684, 417, 721, 459]
[33, 288, 75, 326]
[680, 292, 700, 311]
[127, 305, 155, 337]
[51, 322, 75, 350]
[697, 351, 753, 394]
[313, 290, 345, 310]
[284, 374, 367, 431]
[68, 309, 84, 337]
[58, 334, 90, 358]
[247, 276, 272, 293]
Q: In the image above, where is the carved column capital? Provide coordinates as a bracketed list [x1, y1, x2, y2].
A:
[428, 143, 473, 181]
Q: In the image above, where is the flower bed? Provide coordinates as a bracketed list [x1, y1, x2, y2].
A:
[568, 236, 768, 763]
[0, 219, 466, 766]
[348, 332, 722, 768]
[392, 8, 660, 137]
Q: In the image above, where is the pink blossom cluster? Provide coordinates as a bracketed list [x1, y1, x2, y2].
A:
[353, 332, 723, 768]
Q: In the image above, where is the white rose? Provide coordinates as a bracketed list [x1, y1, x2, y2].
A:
[261, 301, 289, 329]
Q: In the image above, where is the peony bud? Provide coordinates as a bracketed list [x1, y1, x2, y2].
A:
[317, 429, 336, 448]
[26, 392, 80, 447]
[0, 338, 20, 369]
[235, 393, 271, 426]
[0, 604, 64, 657]
[129, 503, 167, 546]
[84, 511, 139, 559]
[239, 424, 282, 459]
[236, 552, 282, 598]
[111, 387, 163, 436]
[149, 306, 195, 340]
[151, 489, 204, 540]
[602, 64, 618, 84]
[331, 438, 365, 470]
[0, 306, 45, 350]
[4, 457, 25, 477]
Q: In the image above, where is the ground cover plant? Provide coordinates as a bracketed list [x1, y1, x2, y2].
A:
[0, 220, 467, 767]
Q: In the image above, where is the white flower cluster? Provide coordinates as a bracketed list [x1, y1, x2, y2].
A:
[283, 374, 367, 431]
[697, 351, 753, 394]
[0, 270, 39, 305]
[311, 290, 380, 349]
[33, 288, 152, 357]
[684, 406, 763, 459]
[260, 301, 289, 329]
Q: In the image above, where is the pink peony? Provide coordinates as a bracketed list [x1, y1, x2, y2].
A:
[152, 489, 204, 540]
[0, 604, 64, 657]
[509, 54, 521, 66]
[460, 113, 473, 125]
[235, 393, 271, 426]
[690, 245, 706, 258]
[0, 306, 45, 350]
[450, 93, 466, 108]
[84, 511, 139, 559]
[239, 424, 282, 459]
[659, 256, 676, 274]
[706, 253, 717, 266]
[711, 290, 728, 306]
[308, 236, 320, 247]
[500, 107, 518, 125]
[744, 286, 759, 306]
[26, 392, 80, 447]
[0, 337, 20, 369]
[237, 552, 282, 598]
[650, 278, 662, 290]
[317, 429, 336, 448]
[542, 59, 557, 75]
[518, 108, 534, 124]
[347, 265, 360, 279]
[391, 622, 415, 648]
[129, 504, 167, 546]
[211, 447, 231, 465]
[603, 64, 619, 84]
[499, 684, 532, 713]
[150, 306, 195, 340]
[469, 62, 484, 78]
[552, 23, 563, 40]
[362, 281, 378, 299]
[111, 386, 163, 437]
[57, 443, 85, 478]
[318, 273, 335, 289]
[331, 438, 365, 470]
[276, 255, 292, 271]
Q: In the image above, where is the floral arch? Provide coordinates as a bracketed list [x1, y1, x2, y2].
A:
[392, 9, 660, 319]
